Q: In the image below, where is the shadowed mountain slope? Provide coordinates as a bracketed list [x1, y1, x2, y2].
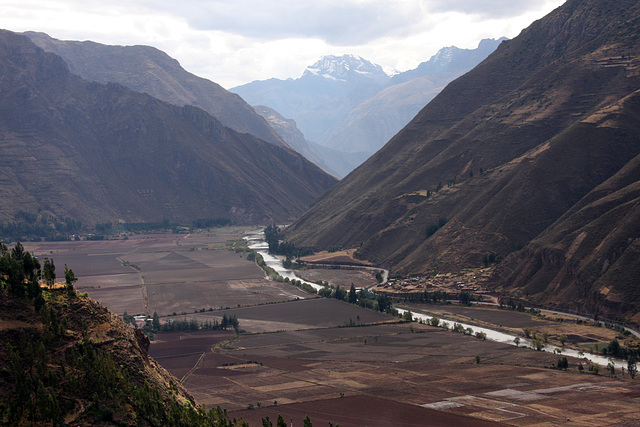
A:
[0, 30, 336, 227]
[284, 0, 640, 320]
[24, 31, 287, 148]
[495, 119, 640, 322]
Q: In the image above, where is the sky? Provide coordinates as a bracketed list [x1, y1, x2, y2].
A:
[2, 0, 566, 89]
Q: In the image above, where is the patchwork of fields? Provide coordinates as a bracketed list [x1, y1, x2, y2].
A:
[24, 229, 308, 316]
[25, 230, 640, 426]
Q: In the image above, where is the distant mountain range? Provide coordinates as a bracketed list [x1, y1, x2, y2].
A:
[26, 31, 504, 179]
[233, 55, 389, 144]
[0, 30, 337, 231]
[233, 40, 504, 175]
[284, 0, 640, 322]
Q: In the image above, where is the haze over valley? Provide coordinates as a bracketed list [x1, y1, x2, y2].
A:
[2, 0, 640, 425]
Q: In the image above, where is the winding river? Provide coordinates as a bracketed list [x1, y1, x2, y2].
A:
[245, 229, 626, 368]
[244, 229, 324, 292]
[396, 308, 624, 368]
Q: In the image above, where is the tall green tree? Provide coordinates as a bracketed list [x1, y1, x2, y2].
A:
[334, 285, 347, 301]
[628, 356, 638, 379]
[64, 264, 77, 294]
[348, 284, 357, 304]
[376, 294, 391, 312]
[42, 258, 56, 288]
[152, 311, 160, 331]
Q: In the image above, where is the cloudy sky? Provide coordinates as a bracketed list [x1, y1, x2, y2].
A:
[3, 0, 566, 89]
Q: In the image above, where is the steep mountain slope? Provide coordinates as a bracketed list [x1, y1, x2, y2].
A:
[495, 116, 640, 322]
[319, 39, 505, 155]
[231, 54, 390, 143]
[25, 31, 287, 148]
[284, 0, 640, 319]
[0, 30, 336, 227]
[316, 74, 453, 155]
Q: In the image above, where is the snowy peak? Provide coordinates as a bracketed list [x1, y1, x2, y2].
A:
[302, 54, 389, 82]
[429, 46, 462, 68]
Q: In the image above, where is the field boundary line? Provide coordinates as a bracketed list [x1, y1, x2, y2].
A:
[153, 351, 204, 360]
[180, 351, 206, 383]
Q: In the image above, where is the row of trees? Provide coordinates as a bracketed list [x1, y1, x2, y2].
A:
[1, 240, 77, 297]
[317, 283, 395, 315]
[148, 312, 240, 333]
[601, 338, 640, 360]
[1, 215, 82, 242]
[261, 415, 313, 427]
[395, 289, 451, 304]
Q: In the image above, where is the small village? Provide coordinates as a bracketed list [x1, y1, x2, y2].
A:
[372, 267, 494, 299]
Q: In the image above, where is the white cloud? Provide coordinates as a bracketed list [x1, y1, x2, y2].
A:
[153, 0, 426, 45]
[422, 0, 564, 17]
[0, 0, 567, 88]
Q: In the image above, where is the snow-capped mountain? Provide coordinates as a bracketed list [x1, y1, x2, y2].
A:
[231, 55, 390, 144]
[429, 46, 458, 68]
[302, 54, 390, 83]
[231, 39, 504, 176]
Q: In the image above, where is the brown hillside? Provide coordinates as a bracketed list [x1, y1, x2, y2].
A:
[495, 122, 640, 323]
[25, 31, 287, 148]
[0, 30, 337, 227]
[283, 0, 640, 319]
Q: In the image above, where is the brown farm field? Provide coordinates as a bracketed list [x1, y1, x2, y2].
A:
[154, 321, 640, 426]
[167, 298, 393, 333]
[24, 229, 307, 316]
[22, 230, 640, 425]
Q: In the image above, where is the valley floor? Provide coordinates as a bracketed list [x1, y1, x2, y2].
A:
[27, 230, 640, 426]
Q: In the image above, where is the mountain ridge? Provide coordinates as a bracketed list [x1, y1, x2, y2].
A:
[24, 31, 288, 149]
[231, 55, 388, 144]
